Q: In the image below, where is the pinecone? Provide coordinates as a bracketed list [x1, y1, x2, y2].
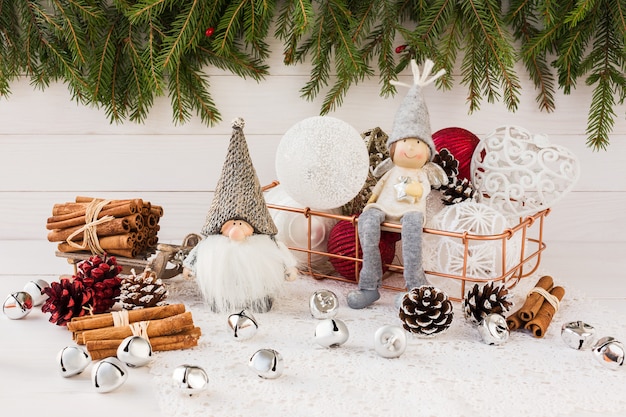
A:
[432, 148, 459, 189]
[442, 177, 476, 205]
[74, 254, 123, 313]
[399, 285, 454, 336]
[41, 277, 94, 326]
[463, 282, 512, 325]
[119, 268, 168, 309]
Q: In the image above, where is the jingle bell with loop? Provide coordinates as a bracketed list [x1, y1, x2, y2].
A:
[23, 279, 50, 306]
[309, 289, 339, 319]
[227, 309, 259, 340]
[117, 335, 153, 367]
[591, 336, 625, 370]
[91, 357, 128, 393]
[477, 313, 510, 345]
[172, 364, 209, 395]
[249, 348, 284, 379]
[3, 291, 33, 320]
[561, 321, 596, 350]
[373, 325, 407, 358]
[57, 345, 92, 377]
[314, 318, 349, 348]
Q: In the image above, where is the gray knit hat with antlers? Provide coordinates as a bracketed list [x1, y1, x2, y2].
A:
[387, 59, 446, 161]
[201, 118, 278, 236]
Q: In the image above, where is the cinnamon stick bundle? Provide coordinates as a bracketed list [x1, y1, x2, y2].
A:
[518, 275, 554, 321]
[506, 275, 565, 338]
[525, 286, 565, 338]
[67, 304, 186, 332]
[49, 196, 163, 260]
[75, 311, 195, 345]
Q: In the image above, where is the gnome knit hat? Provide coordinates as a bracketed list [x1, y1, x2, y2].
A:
[387, 59, 446, 161]
[201, 118, 278, 236]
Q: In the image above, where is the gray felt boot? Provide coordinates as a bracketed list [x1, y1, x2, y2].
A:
[347, 289, 380, 309]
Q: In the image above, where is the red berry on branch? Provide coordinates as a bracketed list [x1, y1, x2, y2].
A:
[205, 27, 215, 37]
[395, 44, 408, 53]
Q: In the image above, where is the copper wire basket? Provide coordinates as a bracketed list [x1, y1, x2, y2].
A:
[264, 182, 549, 301]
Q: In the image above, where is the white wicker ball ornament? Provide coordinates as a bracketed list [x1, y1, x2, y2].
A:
[275, 116, 369, 210]
[471, 125, 580, 219]
[423, 201, 522, 297]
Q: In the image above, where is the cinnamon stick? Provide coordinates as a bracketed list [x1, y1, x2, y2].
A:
[75, 312, 195, 345]
[67, 304, 186, 332]
[85, 327, 202, 351]
[47, 216, 133, 242]
[525, 286, 566, 338]
[51, 200, 131, 217]
[46, 201, 141, 230]
[88, 337, 199, 361]
[505, 312, 526, 331]
[518, 275, 554, 321]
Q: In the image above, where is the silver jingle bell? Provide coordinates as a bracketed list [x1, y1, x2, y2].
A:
[591, 336, 625, 370]
[227, 309, 258, 340]
[477, 313, 510, 345]
[249, 348, 284, 379]
[309, 289, 339, 319]
[57, 345, 92, 377]
[374, 325, 407, 358]
[3, 291, 33, 320]
[117, 335, 153, 367]
[314, 318, 349, 348]
[561, 321, 596, 350]
[172, 364, 209, 395]
[23, 279, 50, 306]
[91, 357, 128, 393]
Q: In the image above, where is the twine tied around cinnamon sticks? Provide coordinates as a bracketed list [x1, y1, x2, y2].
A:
[506, 275, 565, 338]
[65, 199, 114, 255]
[66, 304, 201, 360]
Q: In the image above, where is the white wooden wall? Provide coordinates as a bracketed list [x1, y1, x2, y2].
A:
[1, 45, 625, 245]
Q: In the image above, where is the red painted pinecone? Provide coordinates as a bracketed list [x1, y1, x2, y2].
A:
[74, 254, 123, 314]
[399, 285, 454, 336]
[41, 277, 94, 326]
[463, 281, 512, 325]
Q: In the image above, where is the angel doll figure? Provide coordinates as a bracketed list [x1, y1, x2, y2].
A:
[347, 59, 448, 309]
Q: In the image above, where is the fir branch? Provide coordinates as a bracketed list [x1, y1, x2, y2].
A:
[275, 0, 313, 64]
[507, 0, 556, 112]
[582, 6, 625, 150]
[159, 0, 201, 70]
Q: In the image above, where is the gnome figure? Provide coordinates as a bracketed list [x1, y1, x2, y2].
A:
[184, 118, 298, 313]
[347, 59, 448, 309]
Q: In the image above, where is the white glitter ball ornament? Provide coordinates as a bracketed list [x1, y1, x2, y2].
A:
[471, 125, 580, 219]
[423, 201, 522, 296]
[275, 116, 369, 210]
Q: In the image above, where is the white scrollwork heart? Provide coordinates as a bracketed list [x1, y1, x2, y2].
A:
[471, 125, 580, 219]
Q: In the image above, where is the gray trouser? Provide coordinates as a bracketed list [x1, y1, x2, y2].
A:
[357, 208, 426, 290]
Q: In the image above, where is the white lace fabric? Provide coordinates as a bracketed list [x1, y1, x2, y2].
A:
[149, 273, 626, 417]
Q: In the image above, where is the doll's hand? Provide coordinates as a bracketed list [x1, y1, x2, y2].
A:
[405, 182, 423, 199]
[285, 266, 299, 281]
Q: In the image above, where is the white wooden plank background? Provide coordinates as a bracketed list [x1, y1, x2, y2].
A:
[1, 46, 625, 243]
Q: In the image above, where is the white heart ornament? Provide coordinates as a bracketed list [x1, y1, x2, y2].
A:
[471, 126, 580, 219]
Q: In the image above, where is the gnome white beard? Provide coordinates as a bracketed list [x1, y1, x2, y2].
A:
[194, 233, 296, 313]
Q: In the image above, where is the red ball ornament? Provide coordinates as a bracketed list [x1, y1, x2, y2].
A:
[432, 127, 480, 181]
[205, 27, 215, 37]
[395, 44, 407, 54]
[327, 220, 399, 281]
